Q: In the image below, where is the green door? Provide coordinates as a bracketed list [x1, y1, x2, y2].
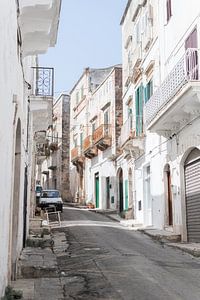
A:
[125, 179, 128, 211]
[106, 177, 110, 209]
[95, 173, 99, 208]
[135, 84, 143, 136]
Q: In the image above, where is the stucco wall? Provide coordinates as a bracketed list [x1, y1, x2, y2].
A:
[0, 1, 36, 296]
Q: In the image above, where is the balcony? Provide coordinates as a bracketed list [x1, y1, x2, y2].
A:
[83, 135, 97, 159]
[71, 147, 84, 166]
[35, 141, 49, 159]
[48, 134, 59, 151]
[132, 44, 142, 82]
[142, 24, 153, 52]
[118, 115, 134, 147]
[30, 67, 54, 132]
[32, 67, 54, 97]
[19, 0, 61, 56]
[118, 115, 144, 159]
[93, 124, 112, 151]
[47, 152, 57, 170]
[145, 48, 200, 136]
[132, 0, 147, 22]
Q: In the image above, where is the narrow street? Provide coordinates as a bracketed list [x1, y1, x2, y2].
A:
[50, 207, 200, 300]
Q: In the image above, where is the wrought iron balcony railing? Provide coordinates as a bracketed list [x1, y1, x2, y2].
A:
[71, 146, 83, 162]
[93, 124, 111, 145]
[118, 115, 144, 147]
[32, 67, 54, 97]
[118, 115, 134, 147]
[145, 48, 199, 126]
[83, 135, 93, 152]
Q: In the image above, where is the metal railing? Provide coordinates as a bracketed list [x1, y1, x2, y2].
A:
[47, 152, 57, 169]
[71, 146, 82, 161]
[32, 67, 54, 97]
[83, 135, 93, 152]
[93, 124, 111, 144]
[118, 115, 134, 147]
[118, 115, 144, 147]
[145, 48, 199, 125]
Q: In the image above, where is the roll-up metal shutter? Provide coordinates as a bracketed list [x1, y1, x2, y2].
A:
[185, 158, 200, 242]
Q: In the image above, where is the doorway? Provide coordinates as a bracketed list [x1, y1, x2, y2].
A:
[118, 168, 124, 212]
[11, 119, 21, 279]
[184, 148, 200, 242]
[164, 164, 173, 226]
[128, 168, 133, 210]
[95, 173, 99, 208]
[185, 27, 198, 80]
[106, 177, 110, 209]
[144, 165, 152, 226]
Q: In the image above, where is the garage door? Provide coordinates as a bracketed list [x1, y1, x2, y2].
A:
[185, 158, 200, 242]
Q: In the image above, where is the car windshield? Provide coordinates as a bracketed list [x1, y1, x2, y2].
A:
[41, 191, 60, 198]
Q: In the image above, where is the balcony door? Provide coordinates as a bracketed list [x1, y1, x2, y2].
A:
[118, 168, 124, 212]
[185, 28, 198, 80]
[95, 173, 100, 208]
[11, 119, 21, 279]
[135, 85, 143, 136]
[144, 165, 152, 226]
[106, 177, 110, 209]
[104, 110, 109, 135]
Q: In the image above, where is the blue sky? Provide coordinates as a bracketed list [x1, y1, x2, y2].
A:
[39, 0, 127, 95]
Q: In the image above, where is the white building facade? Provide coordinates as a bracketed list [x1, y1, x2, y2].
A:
[70, 66, 123, 209]
[0, 0, 61, 296]
[84, 66, 122, 209]
[146, 0, 200, 241]
[119, 0, 160, 223]
[121, 0, 200, 241]
[39, 94, 71, 201]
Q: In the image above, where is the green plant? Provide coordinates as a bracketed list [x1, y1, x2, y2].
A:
[1, 286, 23, 300]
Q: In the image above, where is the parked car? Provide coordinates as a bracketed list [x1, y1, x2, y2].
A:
[39, 189, 63, 212]
[35, 185, 43, 206]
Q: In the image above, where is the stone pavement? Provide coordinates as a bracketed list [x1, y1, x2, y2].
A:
[11, 231, 68, 300]
[11, 207, 200, 299]
[89, 207, 200, 258]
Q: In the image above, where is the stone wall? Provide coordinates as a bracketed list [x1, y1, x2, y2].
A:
[61, 95, 72, 201]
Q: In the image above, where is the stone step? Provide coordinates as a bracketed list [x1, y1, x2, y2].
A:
[18, 247, 58, 279]
[139, 228, 181, 243]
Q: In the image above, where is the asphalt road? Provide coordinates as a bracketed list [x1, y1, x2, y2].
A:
[53, 206, 200, 300]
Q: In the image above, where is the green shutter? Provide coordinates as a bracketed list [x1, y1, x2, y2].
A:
[135, 89, 139, 136]
[80, 133, 83, 150]
[144, 85, 148, 103]
[125, 180, 128, 211]
[135, 85, 143, 136]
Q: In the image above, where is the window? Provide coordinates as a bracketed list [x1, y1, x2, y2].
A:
[80, 132, 83, 150]
[185, 28, 198, 80]
[144, 79, 153, 103]
[135, 85, 143, 136]
[104, 110, 110, 135]
[74, 137, 77, 148]
[81, 86, 84, 100]
[136, 21, 141, 44]
[76, 91, 79, 105]
[92, 122, 96, 134]
[166, 0, 172, 22]
[104, 110, 109, 125]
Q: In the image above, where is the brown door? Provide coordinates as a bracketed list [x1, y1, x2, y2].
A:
[185, 28, 198, 80]
[167, 169, 173, 226]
